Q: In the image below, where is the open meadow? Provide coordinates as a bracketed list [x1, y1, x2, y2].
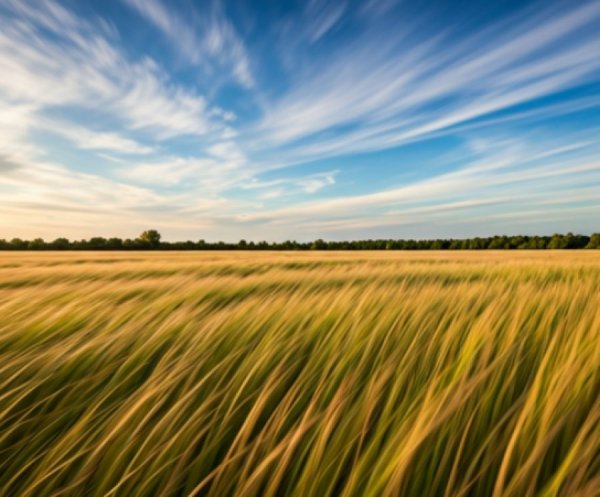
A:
[0, 251, 599, 497]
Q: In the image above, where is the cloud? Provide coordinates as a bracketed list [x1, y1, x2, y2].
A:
[304, 0, 347, 43]
[359, 0, 399, 18]
[0, 152, 254, 239]
[207, 141, 246, 163]
[0, 0, 228, 140]
[240, 170, 338, 196]
[296, 171, 337, 193]
[120, 155, 251, 195]
[1, 160, 162, 226]
[255, 0, 600, 167]
[45, 120, 155, 155]
[0, 155, 21, 174]
[0, 0, 256, 238]
[0, 101, 40, 164]
[1, 0, 598, 241]
[234, 138, 600, 229]
[123, 0, 254, 88]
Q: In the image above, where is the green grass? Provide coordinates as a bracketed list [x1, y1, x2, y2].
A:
[0, 251, 599, 497]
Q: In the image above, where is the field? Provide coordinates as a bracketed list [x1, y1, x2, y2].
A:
[0, 251, 599, 497]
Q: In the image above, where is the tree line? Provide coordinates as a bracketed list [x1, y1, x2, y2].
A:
[1, 230, 599, 250]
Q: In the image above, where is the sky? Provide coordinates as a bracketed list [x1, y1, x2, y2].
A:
[0, 0, 599, 242]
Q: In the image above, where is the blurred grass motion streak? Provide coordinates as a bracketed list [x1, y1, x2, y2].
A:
[0, 251, 599, 497]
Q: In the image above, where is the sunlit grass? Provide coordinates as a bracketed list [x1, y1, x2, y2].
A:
[0, 251, 598, 496]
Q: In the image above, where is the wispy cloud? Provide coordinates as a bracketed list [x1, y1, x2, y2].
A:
[241, 170, 338, 196]
[0, 0, 598, 240]
[296, 171, 337, 193]
[0, 0, 229, 140]
[234, 138, 600, 232]
[123, 0, 254, 88]
[0, 0, 252, 238]
[255, 0, 600, 166]
[45, 120, 156, 155]
[304, 0, 347, 43]
[120, 156, 246, 193]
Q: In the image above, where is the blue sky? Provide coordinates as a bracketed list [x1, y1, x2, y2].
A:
[0, 0, 599, 241]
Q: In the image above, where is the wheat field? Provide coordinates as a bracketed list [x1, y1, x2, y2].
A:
[0, 251, 599, 497]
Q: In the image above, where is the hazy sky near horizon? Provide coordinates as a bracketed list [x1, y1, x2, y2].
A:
[1, 0, 599, 241]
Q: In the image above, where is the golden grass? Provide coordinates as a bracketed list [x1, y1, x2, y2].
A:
[0, 251, 599, 497]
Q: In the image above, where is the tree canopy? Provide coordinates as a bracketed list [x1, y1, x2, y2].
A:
[0, 231, 598, 250]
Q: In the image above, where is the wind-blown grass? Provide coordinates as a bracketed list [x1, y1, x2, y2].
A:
[0, 251, 598, 497]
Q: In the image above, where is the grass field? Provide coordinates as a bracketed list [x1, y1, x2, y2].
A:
[0, 251, 599, 497]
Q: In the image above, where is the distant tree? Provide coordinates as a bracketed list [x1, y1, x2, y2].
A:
[520, 236, 547, 249]
[468, 237, 487, 250]
[488, 236, 508, 249]
[51, 237, 71, 250]
[447, 239, 458, 250]
[586, 233, 600, 249]
[546, 233, 589, 249]
[138, 230, 161, 248]
[172, 240, 195, 250]
[10, 238, 27, 250]
[28, 238, 46, 250]
[548, 233, 567, 249]
[311, 239, 327, 250]
[123, 238, 136, 250]
[106, 237, 123, 250]
[88, 237, 108, 250]
[563, 232, 575, 249]
[281, 240, 295, 250]
[0, 232, 597, 251]
[548, 232, 590, 249]
[430, 240, 446, 250]
[565, 233, 589, 249]
[508, 236, 526, 249]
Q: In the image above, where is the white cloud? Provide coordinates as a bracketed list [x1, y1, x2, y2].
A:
[255, 0, 600, 167]
[44, 120, 155, 155]
[296, 171, 337, 193]
[0, 0, 259, 239]
[123, 0, 254, 88]
[0, 0, 228, 140]
[1, 0, 598, 240]
[304, 0, 347, 43]
[359, 0, 399, 18]
[234, 139, 600, 228]
[0, 101, 40, 164]
[207, 142, 246, 163]
[120, 155, 251, 195]
[239, 170, 338, 196]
